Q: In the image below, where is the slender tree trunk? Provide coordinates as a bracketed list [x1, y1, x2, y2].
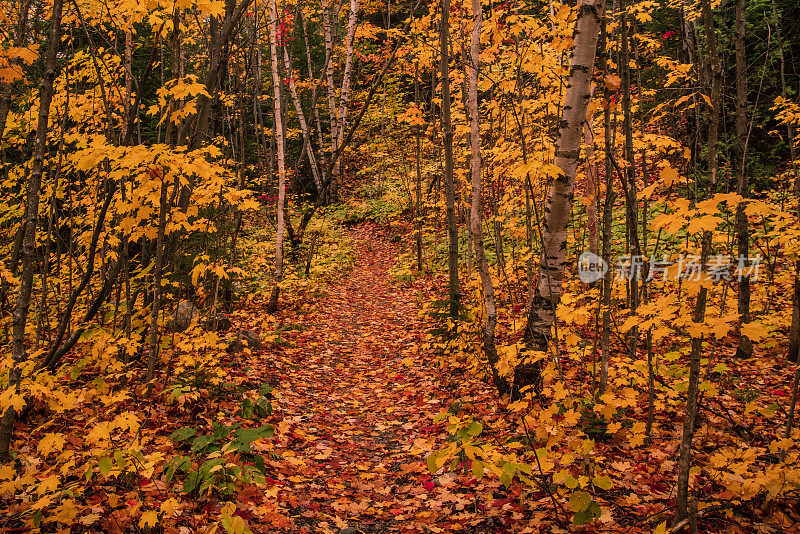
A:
[620, 0, 640, 354]
[415, 61, 424, 272]
[121, 19, 133, 143]
[252, 9, 265, 161]
[146, 177, 169, 385]
[283, 46, 321, 191]
[267, 0, 287, 313]
[600, 17, 613, 394]
[734, 0, 752, 359]
[700, 0, 722, 190]
[785, 363, 800, 444]
[322, 0, 338, 160]
[584, 92, 599, 256]
[334, 0, 360, 146]
[329, 0, 360, 202]
[441, 0, 459, 317]
[493, 193, 507, 275]
[681, 9, 702, 188]
[467, 0, 503, 394]
[519, 0, 606, 396]
[0, 0, 65, 459]
[301, 8, 329, 181]
[675, 231, 711, 532]
[524, 176, 534, 306]
[779, 0, 800, 362]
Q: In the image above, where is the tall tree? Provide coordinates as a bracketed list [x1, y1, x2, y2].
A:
[267, 0, 287, 313]
[331, 0, 361, 200]
[177, 0, 255, 211]
[734, 0, 752, 359]
[440, 0, 459, 317]
[700, 0, 722, 191]
[675, 231, 712, 531]
[0, 0, 65, 459]
[467, 0, 503, 393]
[518, 0, 606, 396]
[620, 0, 641, 353]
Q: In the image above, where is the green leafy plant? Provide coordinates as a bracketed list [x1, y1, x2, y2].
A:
[164, 387, 274, 496]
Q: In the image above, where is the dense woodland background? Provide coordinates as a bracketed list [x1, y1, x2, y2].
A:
[1, 0, 800, 531]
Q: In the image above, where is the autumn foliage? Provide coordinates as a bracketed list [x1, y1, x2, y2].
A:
[1, 0, 800, 532]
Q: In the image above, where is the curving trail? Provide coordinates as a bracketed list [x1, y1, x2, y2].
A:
[243, 224, 501, 534]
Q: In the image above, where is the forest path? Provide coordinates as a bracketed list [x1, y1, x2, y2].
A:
[254, 224, 495, 533]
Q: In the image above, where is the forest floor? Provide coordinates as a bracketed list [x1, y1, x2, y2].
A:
[236, 224, 505, 533]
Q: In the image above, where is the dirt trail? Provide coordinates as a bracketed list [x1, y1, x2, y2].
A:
[255, 225, 497, 533]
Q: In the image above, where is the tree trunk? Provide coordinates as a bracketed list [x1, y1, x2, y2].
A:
[467, 0, 504, 395]
[328, 0, 360, 201]
[146, 177, 169, 385]
[415, 61, 424, 272]
[301, 8, 329, 182]
[620, 0, 640, 354]
[675, 231, 711, 531]
[283, 45, 321, 191]
[600, 17, 613, 394]
[121, 19, 133, 143]
[267, 0, 287, 313]
[0, 0, 64, 459]
[519, 0, 606, 396]
[778, 0, 800, 362]
[700, 0, 722, 190]
[441, 0, 459, 317]
[322, 0, 338, 162]
[584, 94, 599, 256]
[734, 0, 752, 359]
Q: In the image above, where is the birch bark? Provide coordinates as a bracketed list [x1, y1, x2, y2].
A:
[467, 0, 504, 393]
[267, 0, 287, 312]
[519, 0, 606, 395]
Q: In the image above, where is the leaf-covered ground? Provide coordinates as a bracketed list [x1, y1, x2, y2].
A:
[7, 219, 799, 533]
[233, 224, 515, 533]
[229, 222, 800, 533]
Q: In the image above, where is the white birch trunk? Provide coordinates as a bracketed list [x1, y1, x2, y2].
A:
[331, 0, 360, 195]
[467, 0, 504, 394]
[282, 46, 322, 191]
[519, 0, 606, 393]
[267, 0, 287, 312]
[322, 0, 338, 155]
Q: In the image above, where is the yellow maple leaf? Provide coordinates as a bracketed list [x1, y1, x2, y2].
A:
[659, 165, 680, 187]
[37, 432, 65, 456]
[0, 388, 26, 414]
[607, 421, 623, 434]
[740, 321, 768, 343]
[37, 475, 60, 496]
[54, 498, 78, 524]
[139, 510, 159, 528]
